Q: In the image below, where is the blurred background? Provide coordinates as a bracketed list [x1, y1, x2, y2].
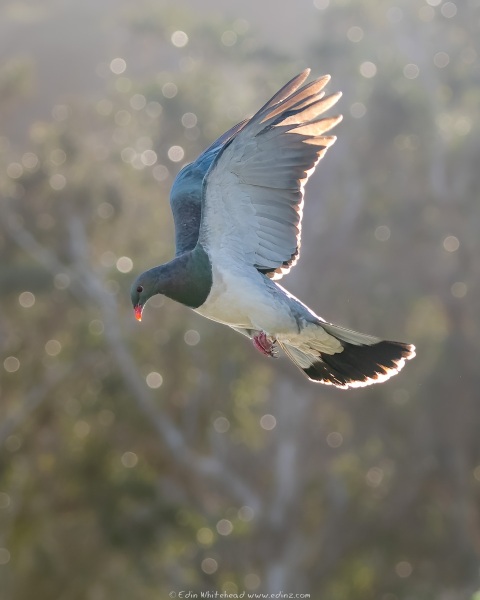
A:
[1, 0, 479, 598]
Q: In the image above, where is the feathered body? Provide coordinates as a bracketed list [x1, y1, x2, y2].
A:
[131, 70, 415, 388]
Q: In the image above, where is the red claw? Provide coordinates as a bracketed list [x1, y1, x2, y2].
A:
[252, 331, 278, 358]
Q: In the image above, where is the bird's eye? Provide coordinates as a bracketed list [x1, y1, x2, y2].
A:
[136, 285, 143, 293]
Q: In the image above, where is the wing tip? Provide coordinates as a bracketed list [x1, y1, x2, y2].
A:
[315, 73, 331, 85]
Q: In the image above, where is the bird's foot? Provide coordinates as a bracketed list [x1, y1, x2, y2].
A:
[252, 331, 278, 358]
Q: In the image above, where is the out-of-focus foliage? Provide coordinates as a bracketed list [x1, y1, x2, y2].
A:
[1, 1, 480, 599]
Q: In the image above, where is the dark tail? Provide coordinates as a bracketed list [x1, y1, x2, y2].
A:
[279, 322, 415, 389]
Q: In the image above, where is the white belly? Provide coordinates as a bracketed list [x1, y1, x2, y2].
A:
[194, 265, 295, 334]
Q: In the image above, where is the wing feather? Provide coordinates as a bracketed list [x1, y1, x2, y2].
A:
[169, 120, 249, 255]
[198, 71, 342, 279]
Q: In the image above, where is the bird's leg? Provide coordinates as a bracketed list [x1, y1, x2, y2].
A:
[252, 331, 279, 358]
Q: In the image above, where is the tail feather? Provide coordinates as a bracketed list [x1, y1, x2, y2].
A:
[279, 322, 415, 389]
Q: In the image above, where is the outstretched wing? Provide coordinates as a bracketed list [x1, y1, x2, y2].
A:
[198, 69, 342, 279]
[169, 120, 248, 256]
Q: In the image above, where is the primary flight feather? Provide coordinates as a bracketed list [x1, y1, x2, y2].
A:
[131, 69, 415, 389]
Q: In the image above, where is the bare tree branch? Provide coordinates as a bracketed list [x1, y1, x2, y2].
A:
[0, 204, 262, 514]
[0, 364, 73, 445]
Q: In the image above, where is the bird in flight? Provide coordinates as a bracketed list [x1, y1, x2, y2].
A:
[131, 69, 415, 388]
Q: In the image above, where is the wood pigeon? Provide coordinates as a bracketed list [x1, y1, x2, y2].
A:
[131, 69, 415, 388]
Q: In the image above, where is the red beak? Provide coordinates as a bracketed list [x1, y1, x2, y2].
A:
[134, 305, 143, 322]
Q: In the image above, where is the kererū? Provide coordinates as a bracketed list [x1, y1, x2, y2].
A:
[131, 70, 415, 388]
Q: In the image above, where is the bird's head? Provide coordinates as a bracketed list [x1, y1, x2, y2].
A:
[130, 274, 158, 322]
[130, 252, 209, 320]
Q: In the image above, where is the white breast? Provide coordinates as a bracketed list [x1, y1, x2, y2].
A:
[194, 263, 296, 334]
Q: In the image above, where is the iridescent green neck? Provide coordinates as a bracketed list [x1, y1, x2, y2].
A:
[147, 244, 212, 309]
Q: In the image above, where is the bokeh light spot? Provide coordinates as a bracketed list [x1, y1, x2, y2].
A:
[141, 150, 157, 166]
[216, 519, 233, 536]
[146, 372, 163, 389]
[184, 329, 200, 346]
[375, 225, 391, 241]
[326, 432, 343, 448]
[350, 102, 366, 118]
[366, 467, 384, 487]
[74, 420, 91, 439]
[146, 101, 163, 118]
[221, 30, 237, 46]
[18, 291, 35, 308]
[443, 235, 459, 252]
[168, 145, 185, 162]
[49, 174, 66, 190]
[121, 451, 138, 468]
[45, 339, 62, 356]
[153, 165, 169, 181]
[403, 63, 420, 79]
[360, 61, 377, 78]
[171, 30, 189, 47]
[7, 162, 23, 179]
[5, 435, 22, 452]
[197, 527, 214, 545]
[395, 561, 413, 578]
[54, 273, 70, 289]
[434, 52, 450, 68]
[213, 416, 230, 433]
[162, 82, 178, 98]
[116, 256, 133, 273]
[97, 202, 115, 219]
[130, 94, 147, 111]
[149, 295, 165, 308]
[4, 356, 20, 373]
[245, 573, 261, 590]
[347, 26, 363, 42]
[182, 112, 198, 128]
[201, 557, 218, 574]
[260, 414, 276, 430]
[441, 2, 457, 18]
[110, 58, 126, 74]
[121, 147, 136, 163]
[244, 573, 262, 590]
[50, 148, 66, 166]
[89, 320, 104, 335]
[22, 152, 38, 169]
[100, 251, 116, 268]
[238, 505, 255, 522]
